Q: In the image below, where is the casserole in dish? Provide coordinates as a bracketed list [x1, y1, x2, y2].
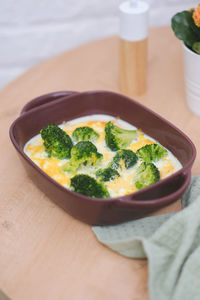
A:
[9, 91, 196, 225]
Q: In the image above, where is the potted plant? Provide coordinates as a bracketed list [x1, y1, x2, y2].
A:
[171, 4, 200, 116]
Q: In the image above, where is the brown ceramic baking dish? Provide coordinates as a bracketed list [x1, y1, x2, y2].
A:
[9, 91, 196, 225]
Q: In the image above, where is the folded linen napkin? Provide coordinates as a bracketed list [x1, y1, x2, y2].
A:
[92, 176, 200, 300]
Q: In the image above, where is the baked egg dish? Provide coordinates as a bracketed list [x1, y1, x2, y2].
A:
[24, 114, 182, 198]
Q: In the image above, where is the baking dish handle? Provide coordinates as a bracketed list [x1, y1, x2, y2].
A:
[115, 171, 191, 208]
[20, 91, 78, 115]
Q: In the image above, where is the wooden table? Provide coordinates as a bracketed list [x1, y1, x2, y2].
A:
[0, 26, 199, 300]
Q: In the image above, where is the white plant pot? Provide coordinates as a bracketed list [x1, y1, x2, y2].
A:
[183, 43, 200, 116]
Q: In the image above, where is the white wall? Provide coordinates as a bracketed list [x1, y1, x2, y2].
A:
[0, 0, 199, 89]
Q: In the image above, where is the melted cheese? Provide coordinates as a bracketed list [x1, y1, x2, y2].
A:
[24, 114, 182, 198]
[128, 132, 154, 152]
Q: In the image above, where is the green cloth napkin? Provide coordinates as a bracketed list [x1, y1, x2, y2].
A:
[92, 176, 200, 300]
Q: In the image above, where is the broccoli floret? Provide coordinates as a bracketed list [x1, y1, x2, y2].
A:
[111, 149, 138, 170]
[70, 174, 109, 198]
[63, 141, 103, 172]
[40, 124, 73, 159]
[72, 126, 99, 142]
[135, 162, 160, 190]
[105, 121, 139, 151]
[96, 167, 120, 182]
[136, 144, 168, 163]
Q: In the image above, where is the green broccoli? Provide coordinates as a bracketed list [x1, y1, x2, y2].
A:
[111, 149, 138, 170]
[72, 126, 99, 142]
[40, 124, 73, 159]
[70, 174, 110, 198]
[135, 162, 160, 190]
[105, 121, 139, 151]
[96, 167, 120, 182]
[63, 141, 103, 172]
[136, 144, 168, 163]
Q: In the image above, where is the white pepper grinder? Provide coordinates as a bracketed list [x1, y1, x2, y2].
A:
[119, 0, 149, 97]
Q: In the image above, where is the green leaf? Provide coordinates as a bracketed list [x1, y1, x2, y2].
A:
[191, 20, 200, 40]
[192, 42, 200, 54]
[171, 11, 199, 47]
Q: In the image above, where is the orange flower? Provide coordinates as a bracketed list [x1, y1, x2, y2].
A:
[193, 4, 200, 27]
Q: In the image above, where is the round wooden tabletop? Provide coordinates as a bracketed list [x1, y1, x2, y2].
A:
[0, 26, 199, 300]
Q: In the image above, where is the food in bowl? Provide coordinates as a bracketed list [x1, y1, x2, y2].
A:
[10, 90, 196, 224]
[24, 114, 182, 199]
